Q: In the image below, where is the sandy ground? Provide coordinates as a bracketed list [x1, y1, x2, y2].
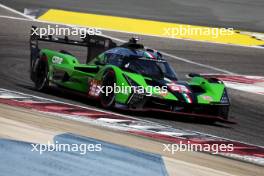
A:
[0, 103, 263, 176]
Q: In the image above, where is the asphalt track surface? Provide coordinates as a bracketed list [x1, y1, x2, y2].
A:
[0, 1, 264, 148]
[1, 0, 264, 32]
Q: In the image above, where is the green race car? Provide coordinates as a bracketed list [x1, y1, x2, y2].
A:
[30, 26, 231, 122]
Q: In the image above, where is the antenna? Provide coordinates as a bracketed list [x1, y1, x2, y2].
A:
[121, 37, 144, 49]
[129, 37, 139, 44]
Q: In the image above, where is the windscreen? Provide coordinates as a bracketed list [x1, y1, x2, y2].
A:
[107, 54, 177, 80]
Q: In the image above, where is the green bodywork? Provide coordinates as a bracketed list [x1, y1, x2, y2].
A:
[41, 49, 226, 105]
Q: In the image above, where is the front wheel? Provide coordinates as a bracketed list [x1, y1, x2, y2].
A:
[100, 70, 116, 108]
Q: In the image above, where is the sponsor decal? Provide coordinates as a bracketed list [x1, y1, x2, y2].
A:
[52, 56, 63, 64]
[167, 83, 190, 93]
[202, 95, 213, 101]
[88, 80, 102, 97]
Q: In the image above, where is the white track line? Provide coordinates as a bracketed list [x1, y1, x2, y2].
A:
[0, 3, 34, 20]
[0, 15, 33, 21]
[161, 52, 235, 74]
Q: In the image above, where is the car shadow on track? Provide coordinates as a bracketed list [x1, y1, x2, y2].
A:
[115, 110, 233, 128]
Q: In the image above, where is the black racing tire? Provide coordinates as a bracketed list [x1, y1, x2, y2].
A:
[100, 70, 116, 108]
[34, 55, 49, 91]
[218, 106, 229, 120]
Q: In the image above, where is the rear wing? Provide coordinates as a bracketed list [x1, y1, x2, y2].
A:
[30, 26, 117, 63]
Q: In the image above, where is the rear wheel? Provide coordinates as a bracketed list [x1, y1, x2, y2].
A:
[100, 70, 116, 108]
[34, 55, 49, 91]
